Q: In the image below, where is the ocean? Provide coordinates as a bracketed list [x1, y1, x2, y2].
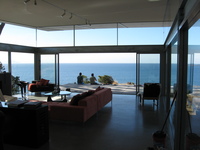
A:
[6, 63, 200, 86]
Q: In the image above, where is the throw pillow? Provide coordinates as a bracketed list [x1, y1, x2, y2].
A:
[88, 90, 95, 96]
[70, 94, 82, 105]
[43, 79, 49, 86]
[36, 81, 42, 87]
[81, 92, 88, 99]
[39, 78, 49, 86]
[40, 79, 46, 86]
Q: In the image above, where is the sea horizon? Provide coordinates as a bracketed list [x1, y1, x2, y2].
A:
[2, 63, 200, 86]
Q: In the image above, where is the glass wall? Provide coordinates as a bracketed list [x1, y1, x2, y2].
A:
[41, 55, 56, 84]
[37, 27, 74, 47]
[171, 42, 178, 95]
[11, 52, 34, 82]
[0, 23, 171, 47]
[75, 24, 117, 46]
[0, 24, 36, 47]
[118, 27, 170, 45]
[168, 40, 178, 149]
[59, 53, 136, 85]
[136, 54, 160, 93]
[139, 54, 160, 84]
[0, 51, 8, 72]
[187, 19, 200, 139]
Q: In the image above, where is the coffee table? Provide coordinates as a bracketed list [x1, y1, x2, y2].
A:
[44, 91, 71, 102]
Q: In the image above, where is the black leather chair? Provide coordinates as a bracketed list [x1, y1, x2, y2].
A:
[140, 83, 161, 106]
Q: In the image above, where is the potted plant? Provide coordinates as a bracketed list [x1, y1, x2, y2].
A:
[0, 61, 5, 73]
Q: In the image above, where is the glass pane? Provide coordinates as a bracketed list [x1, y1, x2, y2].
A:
[41, 55, 55, 84]
[187, 19, 200, 142]
[139, 54, 160, 84]
[37, 27, 74, 47]
[59, 53, 136, 87]
[118, 26, 169, 45]
[75, 24, 117, 46]
[187, 53, 194, 94]
[167, 40, 178, 150]
[11, 52, 34, 82]
[0, 51, 8, 72]
[137, 54, 160, 93]
[171, 43, 178, 94]
[0, 24, 36, 47]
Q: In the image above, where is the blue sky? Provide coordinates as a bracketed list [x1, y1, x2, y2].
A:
[0, 22, 200, 64]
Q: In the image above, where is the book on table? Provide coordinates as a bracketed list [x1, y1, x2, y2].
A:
[7, 100, 27, 108]
[24, 102, 42, 109]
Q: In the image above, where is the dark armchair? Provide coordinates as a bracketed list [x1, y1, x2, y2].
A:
[139, 83, 161, 106]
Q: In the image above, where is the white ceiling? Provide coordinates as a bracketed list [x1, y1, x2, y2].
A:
[0, 0, 181, 30]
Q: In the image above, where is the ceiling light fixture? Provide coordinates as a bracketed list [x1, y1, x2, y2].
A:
[24, 0, 31, 4]
[23, 0, 91, 25]
[41, 0, 90, 24]
[61, 10, 66, 17]
[69, 13, 73, 19]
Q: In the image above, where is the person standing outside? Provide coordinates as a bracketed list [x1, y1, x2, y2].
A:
[90, 73, 98, 85]
[77, 72, 83, 84]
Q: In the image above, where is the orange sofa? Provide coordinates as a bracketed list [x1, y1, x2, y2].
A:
[43, 87, 112, 123]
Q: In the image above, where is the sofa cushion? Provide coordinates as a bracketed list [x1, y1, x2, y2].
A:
[70, 94, 82, 105]
[70, 91, 95, 106]
[81, 92, 88, 98]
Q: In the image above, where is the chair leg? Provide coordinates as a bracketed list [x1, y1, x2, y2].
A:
[142, 98, 144, 106]
[153, 99, 158, 107]
[138, 93, 142, 103]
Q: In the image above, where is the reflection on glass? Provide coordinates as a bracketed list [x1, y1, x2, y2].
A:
[187, 20, 200, 137]
[41, 55, 55, 84]
[171, 43, 178, 94]
[138, 54, 160, 93]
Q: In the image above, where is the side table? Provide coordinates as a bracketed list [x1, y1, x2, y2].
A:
[0, 103, 49, 148]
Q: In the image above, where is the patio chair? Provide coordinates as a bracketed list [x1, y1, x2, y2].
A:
[140, 83, 161, 106]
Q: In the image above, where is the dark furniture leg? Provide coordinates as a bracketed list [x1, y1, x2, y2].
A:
[47, 95, 53, 102]
[0, 110, 5, 150]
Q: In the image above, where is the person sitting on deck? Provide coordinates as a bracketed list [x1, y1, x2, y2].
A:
[77, 72, 83, 84]
[90, 73, 98, 85]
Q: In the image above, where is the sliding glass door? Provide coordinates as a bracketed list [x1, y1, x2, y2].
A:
[136, 53, 160, 94]
[41, 54, 59, 87]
